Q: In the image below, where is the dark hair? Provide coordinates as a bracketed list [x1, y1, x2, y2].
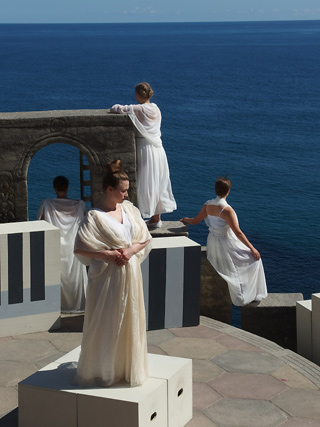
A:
[53, 176, 69, 192]
[103, 160, 129, 191]
[215, 177, 232, 197]
[135, 82, 154, 100]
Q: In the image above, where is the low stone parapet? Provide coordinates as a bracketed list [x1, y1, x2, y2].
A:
[241, 293, 304, 351]
[148, 221, 188, 238]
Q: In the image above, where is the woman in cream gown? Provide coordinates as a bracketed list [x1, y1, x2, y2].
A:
[111, 82, 176, 227]
[73, 161, 151, 387]
[180, 177, 267, 306]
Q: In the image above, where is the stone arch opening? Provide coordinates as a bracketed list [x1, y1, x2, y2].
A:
[28, 143, 90, 220]
[25, 134, 96, 220]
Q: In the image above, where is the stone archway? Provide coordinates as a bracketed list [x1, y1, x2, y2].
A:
[0, 110, 137, 223]
[26, 138, 92, 220]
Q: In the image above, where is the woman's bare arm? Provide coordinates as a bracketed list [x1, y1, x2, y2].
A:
[120, 240, 150, 262]
[180, 205, 207, 225]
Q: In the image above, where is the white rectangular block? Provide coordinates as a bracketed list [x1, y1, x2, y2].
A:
[312, 293, 320, 365]
[0, 220, 61, 337]
[77, 379, 167, 427]
[19, 363, 78, 427]
[148, 354, 192, 427]
[19, 347, 193, 427]
[296, 300, 312, 361]
[52, 348, 192, 426]
[19, 354, 167, 427]
[142, 236, 201, 331]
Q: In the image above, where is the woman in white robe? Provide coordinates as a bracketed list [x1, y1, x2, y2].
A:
[37, 176, 88, 312]
[110, 82, 176, 228]
[180, 177, 267, 306]
[73, 160, 151, 387]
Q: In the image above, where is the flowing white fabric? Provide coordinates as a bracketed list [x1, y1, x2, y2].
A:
[73, 200, 152, 387]
[37, 198, 88, 312]
[111, 103, 177, 218]
[205, 197, 267, 306]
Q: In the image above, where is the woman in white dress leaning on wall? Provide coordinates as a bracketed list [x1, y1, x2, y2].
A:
[110, 82, 177, 228]
[180, 177, 267, 306]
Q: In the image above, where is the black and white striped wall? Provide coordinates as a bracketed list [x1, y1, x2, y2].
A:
[0, 221, 61, 337]
[142, 236, 201, 331]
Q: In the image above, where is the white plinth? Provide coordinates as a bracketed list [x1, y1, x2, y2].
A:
[296, 299, 312, 360]
[19, 347, 192, 427]
[141, 236, 201, 330]
[0, 220, 61, 337]
[312, 293, 320, 365]
[148, 353, 192, 427]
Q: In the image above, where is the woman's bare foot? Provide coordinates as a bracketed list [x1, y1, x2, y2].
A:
[146, 214, 162, 228]
[149, 214, 160, 224]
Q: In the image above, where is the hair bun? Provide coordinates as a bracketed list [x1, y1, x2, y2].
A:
[135, 82, 154, 100]
[106, 160, 123, 174]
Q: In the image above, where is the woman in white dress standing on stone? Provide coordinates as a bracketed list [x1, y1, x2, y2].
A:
[73, 161, 151, 387]
[180, 177, 267, 306]
[111, 82, 177, 228]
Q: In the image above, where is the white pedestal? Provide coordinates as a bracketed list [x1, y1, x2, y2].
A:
[296, 299, 312, 360]
[148, 354, 192, 427]
[312, 293, 320, 365]
[19, 348, 192, 427]
[142, 236, 201, 330]
[0, 221, 61, 337]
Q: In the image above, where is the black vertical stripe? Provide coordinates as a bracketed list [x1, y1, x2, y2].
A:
[148, 248, 166, 330]
[183, 246, 201, 326]
[30, 231, 45, 301]
[8, 233, 23, 304]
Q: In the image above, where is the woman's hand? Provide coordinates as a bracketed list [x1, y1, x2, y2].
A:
[106, 247, 135, 266]
[104, 249, 124, 265]
[104, 241, 150, 267]
[180, 217, 191, 224]
[119, 247, 135, 264]
[251, 247, 261, 260]
[180, 206, 207, 226]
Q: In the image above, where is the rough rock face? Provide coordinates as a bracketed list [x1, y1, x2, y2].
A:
[0, 109, 136, 222]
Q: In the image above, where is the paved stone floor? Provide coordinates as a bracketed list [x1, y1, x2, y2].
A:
[1, 316, 320, 426]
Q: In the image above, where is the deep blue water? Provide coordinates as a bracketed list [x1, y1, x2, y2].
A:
[1, 21, 319, 320]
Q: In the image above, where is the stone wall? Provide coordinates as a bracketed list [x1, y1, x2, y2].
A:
[0, 109, 136, 222]
[200, 247, 232, 324]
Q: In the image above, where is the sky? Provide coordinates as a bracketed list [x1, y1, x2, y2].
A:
[1, 0, 320, 23]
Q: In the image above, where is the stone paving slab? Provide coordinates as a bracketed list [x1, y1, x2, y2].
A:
[203, 398, 288, 427]
[212, 349, 285, 374]
[208, 372, 287, 400]
[2, 315, 320, 427]
[272, 388, 320, 418]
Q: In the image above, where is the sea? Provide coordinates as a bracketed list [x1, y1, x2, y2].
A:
[0, 21, 319, 324]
